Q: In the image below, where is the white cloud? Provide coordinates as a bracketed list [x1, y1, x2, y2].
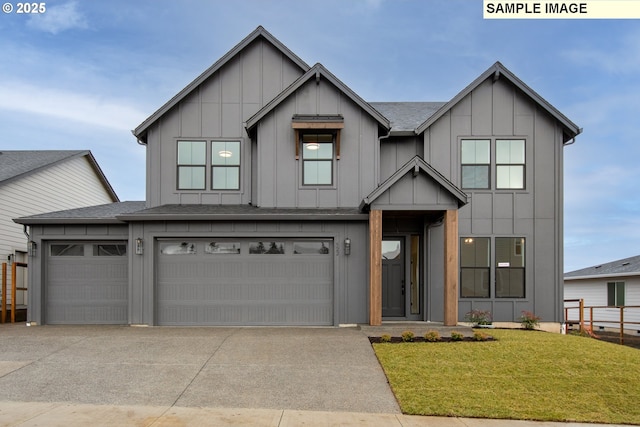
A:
[0, 80, 146, 131]
[27, 1, 88, 34]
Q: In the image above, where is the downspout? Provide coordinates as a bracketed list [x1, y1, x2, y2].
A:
[376, 127, 392, 187]
[563, 128, 583, 146]
[23, 225, 29, 240]
[131, 130, 146, 146]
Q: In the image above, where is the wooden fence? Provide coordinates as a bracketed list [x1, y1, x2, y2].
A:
[1, 261, 28, 323]
[564, 298, 640, 345]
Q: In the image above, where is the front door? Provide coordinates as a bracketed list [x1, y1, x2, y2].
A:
[382, 239, 405, 317]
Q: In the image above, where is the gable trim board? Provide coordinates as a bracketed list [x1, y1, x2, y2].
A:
[415, 62, 582, 142]
[16, 27, 580, 328]
[245, 63, 390, 135]
[360, 156, 467, 211]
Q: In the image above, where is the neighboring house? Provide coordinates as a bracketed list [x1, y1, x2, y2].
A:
[1, 150, 119, 308]
[15, 27, 581, 327]
[565, 255, 640, 334]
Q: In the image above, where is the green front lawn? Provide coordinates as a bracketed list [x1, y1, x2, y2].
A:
[373, 329, 640, 424]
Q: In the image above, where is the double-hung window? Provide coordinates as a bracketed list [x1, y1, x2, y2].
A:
[302, 133, 334, 185]
[461, 140, 490, 189]
[496, 139, 525, 189]
[607, 282, 625, 307]
[495, 237, 525, 298]
[460, 237, 490, 298]
[212, 141, 240, 190]
[177, 141, 206, 190]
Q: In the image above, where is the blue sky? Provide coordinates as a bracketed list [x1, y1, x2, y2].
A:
[0, 0, 638, 272]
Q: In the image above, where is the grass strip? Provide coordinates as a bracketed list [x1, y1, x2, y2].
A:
[373, 329, 640, 424]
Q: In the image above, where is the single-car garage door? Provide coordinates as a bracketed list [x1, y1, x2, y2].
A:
[156, 239, 333, 326]
[46, 242, 128, 324]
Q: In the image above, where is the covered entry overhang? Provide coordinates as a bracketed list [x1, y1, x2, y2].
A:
[360, 156, 467, 326]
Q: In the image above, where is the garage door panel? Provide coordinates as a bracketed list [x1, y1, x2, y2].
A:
[46, 242, 128, 325]
[157, 239, 333, 326]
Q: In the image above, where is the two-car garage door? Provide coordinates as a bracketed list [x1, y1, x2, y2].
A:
[156, 239, 333, 326]
[45, 239, 333, 326]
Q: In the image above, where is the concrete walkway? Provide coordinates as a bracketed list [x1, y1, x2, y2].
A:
[0, 323, 629, 426]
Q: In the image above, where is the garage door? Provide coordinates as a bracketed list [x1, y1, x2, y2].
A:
[156, 239, 333, 325]
[46, 242, 128, 324]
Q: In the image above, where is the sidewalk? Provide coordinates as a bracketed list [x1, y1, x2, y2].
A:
[0, 401, 623, 427]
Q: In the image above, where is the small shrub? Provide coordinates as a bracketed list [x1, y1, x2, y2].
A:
[520, 310, 541, 330]
[401, 330, 415, 342]
[380, 334, 392, 343]
[464, 309, 492, 326]
[473, 331, 491, 341]
[450, 331, 464, 341]
[424, 330, 441, 342]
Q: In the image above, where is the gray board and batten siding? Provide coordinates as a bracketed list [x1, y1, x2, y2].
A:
[16, 27, 581, 326]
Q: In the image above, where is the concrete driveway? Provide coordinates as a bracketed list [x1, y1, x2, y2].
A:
[0, 324, 400, 414]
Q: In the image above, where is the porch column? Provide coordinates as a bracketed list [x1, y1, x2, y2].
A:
[369, 209, 382, 326]
[443, 209, 459, 326]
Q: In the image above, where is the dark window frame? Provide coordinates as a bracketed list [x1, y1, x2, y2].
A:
[495, 237, 526, 298]
[496, 139, 526, 190]
[300, 132, 335, 186]
[211, 140, 241, 191]
[461, 139, 491, 190]
[460, 237, 491, 298]
[177, 140, 207, 191]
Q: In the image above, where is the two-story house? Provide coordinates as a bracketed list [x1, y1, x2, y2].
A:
[16, 27, 581, 328]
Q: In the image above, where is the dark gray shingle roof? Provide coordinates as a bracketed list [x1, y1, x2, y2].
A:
[14, 201, 146, 224]
[370, 102, 446, 133]
[565, 255, 640, 279]
[117, 204, 366, 221]
[0, 150, 88, 184]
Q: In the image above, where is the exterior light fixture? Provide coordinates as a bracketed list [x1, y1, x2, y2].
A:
[28, 241, 37, 257]
[344, 238, 351, 255]
[218, 150, 232, 158]
[135, 238, 144, 255]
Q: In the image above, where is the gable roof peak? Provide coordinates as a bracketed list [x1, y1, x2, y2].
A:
[245, 62, 390, 133]
[415, 61, 581, 142]
[132, 26, 310, 143]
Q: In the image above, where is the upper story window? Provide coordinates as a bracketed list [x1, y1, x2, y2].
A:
[461, 139, 490, 189]
[496, 139, 525, 189]
[177, 141, 206, 190]
[461, 138, 526, 190]
[302, 133, 334, 185]
[176, 140, 241, 191]
[212, 141, 240, 190]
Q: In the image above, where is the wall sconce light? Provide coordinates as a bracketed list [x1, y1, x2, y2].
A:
[135, 238, 144, 255]
[28, 241, 37, 257]
[344, 238, 351, 255]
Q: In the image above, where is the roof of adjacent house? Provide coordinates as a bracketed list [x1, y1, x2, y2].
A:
[0, 150, 119, 201]
[13, 201, 146, 224]
[565, 255, 640, 280]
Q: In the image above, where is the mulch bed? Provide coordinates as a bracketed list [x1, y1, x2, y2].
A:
[368, 336, 496, 344]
